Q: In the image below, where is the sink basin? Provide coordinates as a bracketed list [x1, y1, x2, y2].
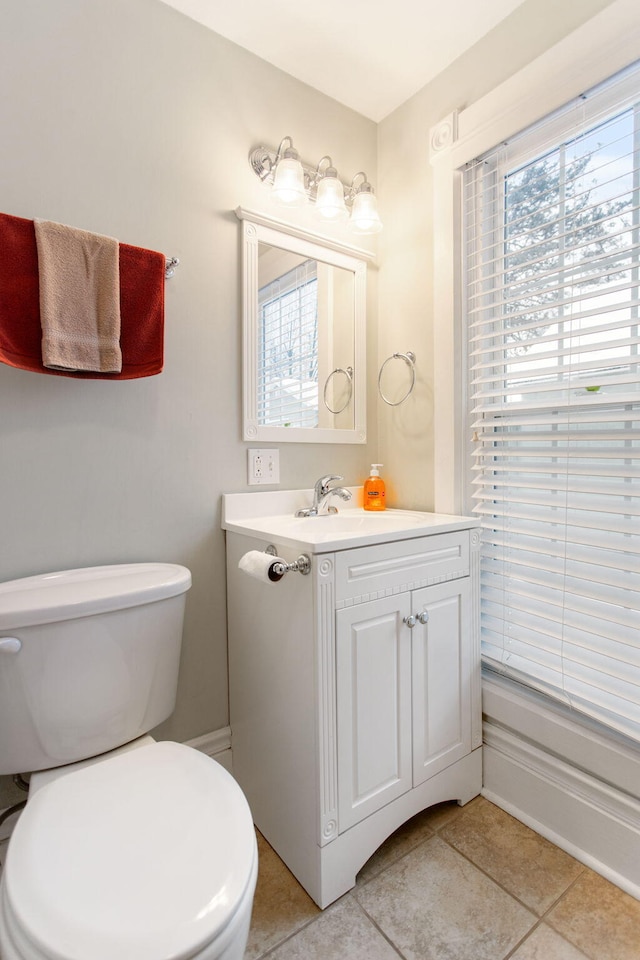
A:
[222, 491, 476, 553]
[288, 510, 433, 534]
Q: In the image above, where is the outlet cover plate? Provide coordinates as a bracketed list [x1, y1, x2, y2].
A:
[248, 448, 280, 485]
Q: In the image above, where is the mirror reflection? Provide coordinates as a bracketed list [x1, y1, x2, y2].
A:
[257, 243, 355, 431]
[239, 212, 368, 444]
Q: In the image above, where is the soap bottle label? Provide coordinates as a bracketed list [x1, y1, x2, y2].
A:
[364, 481, 386, 511]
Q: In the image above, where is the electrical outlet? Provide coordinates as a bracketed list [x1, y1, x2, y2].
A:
[248, 448, 280, 485]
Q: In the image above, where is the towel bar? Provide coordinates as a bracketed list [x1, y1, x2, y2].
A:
[164, 257, 179, 279]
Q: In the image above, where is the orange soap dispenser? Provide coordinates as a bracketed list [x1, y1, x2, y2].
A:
[364, 464, 386, 511]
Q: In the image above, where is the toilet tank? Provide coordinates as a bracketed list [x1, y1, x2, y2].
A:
[0, 563, 191, 775]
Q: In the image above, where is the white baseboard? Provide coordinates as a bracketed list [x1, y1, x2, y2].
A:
[185, 726, 233, 773]
[483, 679, 640, 900]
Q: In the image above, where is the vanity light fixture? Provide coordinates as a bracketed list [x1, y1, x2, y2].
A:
[314, 157, 349, 222]
[249, 136, 383, 234]
[348, 172, 383, 235]
[270, 139, 306, 206]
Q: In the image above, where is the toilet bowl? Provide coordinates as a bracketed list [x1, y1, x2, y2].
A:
[0, 564, 258, 960]
[0, 740, 258, 960]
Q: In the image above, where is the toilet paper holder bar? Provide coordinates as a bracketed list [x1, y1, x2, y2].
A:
[266, 545, 312, 577]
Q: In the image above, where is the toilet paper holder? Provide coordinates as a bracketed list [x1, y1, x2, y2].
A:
[266, 545, 311, 577]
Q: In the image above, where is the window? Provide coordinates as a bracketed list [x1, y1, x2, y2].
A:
[258, 259, 318, 428]
[465, 63, 640, 742]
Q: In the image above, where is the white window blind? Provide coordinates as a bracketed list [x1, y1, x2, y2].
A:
[258, 259, 318, 428]
[465, 63, 640, 742]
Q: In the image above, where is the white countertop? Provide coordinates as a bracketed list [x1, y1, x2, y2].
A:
[222, 488, 478, 553]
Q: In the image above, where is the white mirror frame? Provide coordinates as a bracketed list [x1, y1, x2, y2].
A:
[237, 207, 371, 444]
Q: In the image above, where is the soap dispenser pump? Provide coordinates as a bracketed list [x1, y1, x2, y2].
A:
[364, 464, 386, 511]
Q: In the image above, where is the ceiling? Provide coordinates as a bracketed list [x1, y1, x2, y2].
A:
[157, 0, 527, 122]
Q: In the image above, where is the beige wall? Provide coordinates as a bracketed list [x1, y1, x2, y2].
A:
[377, 0, 618, 510]
[0, 0, 378, 807]
[0, 0, 619, 810]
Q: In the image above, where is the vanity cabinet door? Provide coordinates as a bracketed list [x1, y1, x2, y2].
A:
[336, 594, 413, 833]
[411, 578, 472, 786]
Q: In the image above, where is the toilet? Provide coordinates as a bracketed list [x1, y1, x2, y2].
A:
[0, 563, 258, 960]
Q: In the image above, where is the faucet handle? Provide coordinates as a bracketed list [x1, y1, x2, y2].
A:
[317, 474, 343, 493]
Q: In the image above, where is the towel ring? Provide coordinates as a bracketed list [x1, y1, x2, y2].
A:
[378, 351, 416, 406]
[323, 366, 353, 415]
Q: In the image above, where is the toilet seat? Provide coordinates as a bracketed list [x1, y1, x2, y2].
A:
[1, 742, 257, 960]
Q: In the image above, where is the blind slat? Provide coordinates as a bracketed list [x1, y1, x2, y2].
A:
[474, 513, 640, 556]
[467, 233, 640, 309]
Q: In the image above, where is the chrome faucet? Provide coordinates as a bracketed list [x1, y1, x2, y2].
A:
[295, 475, 352, 517]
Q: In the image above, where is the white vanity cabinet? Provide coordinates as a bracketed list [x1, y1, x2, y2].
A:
[333, 530, 476, 836]
[336, 578, 472, 832]
[224, 497, 482, 909]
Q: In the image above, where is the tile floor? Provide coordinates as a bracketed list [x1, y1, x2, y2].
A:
[244, 797, 640, 960]
[1, 796, 639, 959]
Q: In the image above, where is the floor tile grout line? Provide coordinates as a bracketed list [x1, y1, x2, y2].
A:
[354, 818, 582, 960]
[435, 833, 541, 918]
[352, 806, 539, 960]
[502, 913, 592, 960]
[435, 829, 590, 926]
[431, 830, 592, 960]
[355, 827, 437, 889]
[501, 918, 545, 960]
[252, 891, 410, 960]
[353, 801, 467, 891]
[384, 831, 543, 959]
[354, 802, 465, 884]
[251, 908, 324, 960]
[351, 894, 410, 960]
[249, 811, 462, 960]
[537, 866, 588, 922]
[250, 819, 454, 960]
[252, 923, 312, 959]
[353, 824, 591, 960]
[531, 869, 595, 960]
[250, 887, 385, 960]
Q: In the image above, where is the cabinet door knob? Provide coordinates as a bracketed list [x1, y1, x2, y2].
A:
[416, 611, 429, 624]
[403, 615, 417, 628]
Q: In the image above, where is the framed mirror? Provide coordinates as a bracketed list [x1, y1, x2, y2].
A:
[237, 208, 370, 443]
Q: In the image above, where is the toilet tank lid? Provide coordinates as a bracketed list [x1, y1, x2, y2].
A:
[0, 563, 192, 629]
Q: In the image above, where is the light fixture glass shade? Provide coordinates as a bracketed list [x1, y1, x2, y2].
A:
[315, 175, 349, 221]
[271, 156, 306, 206]
[350, 188, 383, 234]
